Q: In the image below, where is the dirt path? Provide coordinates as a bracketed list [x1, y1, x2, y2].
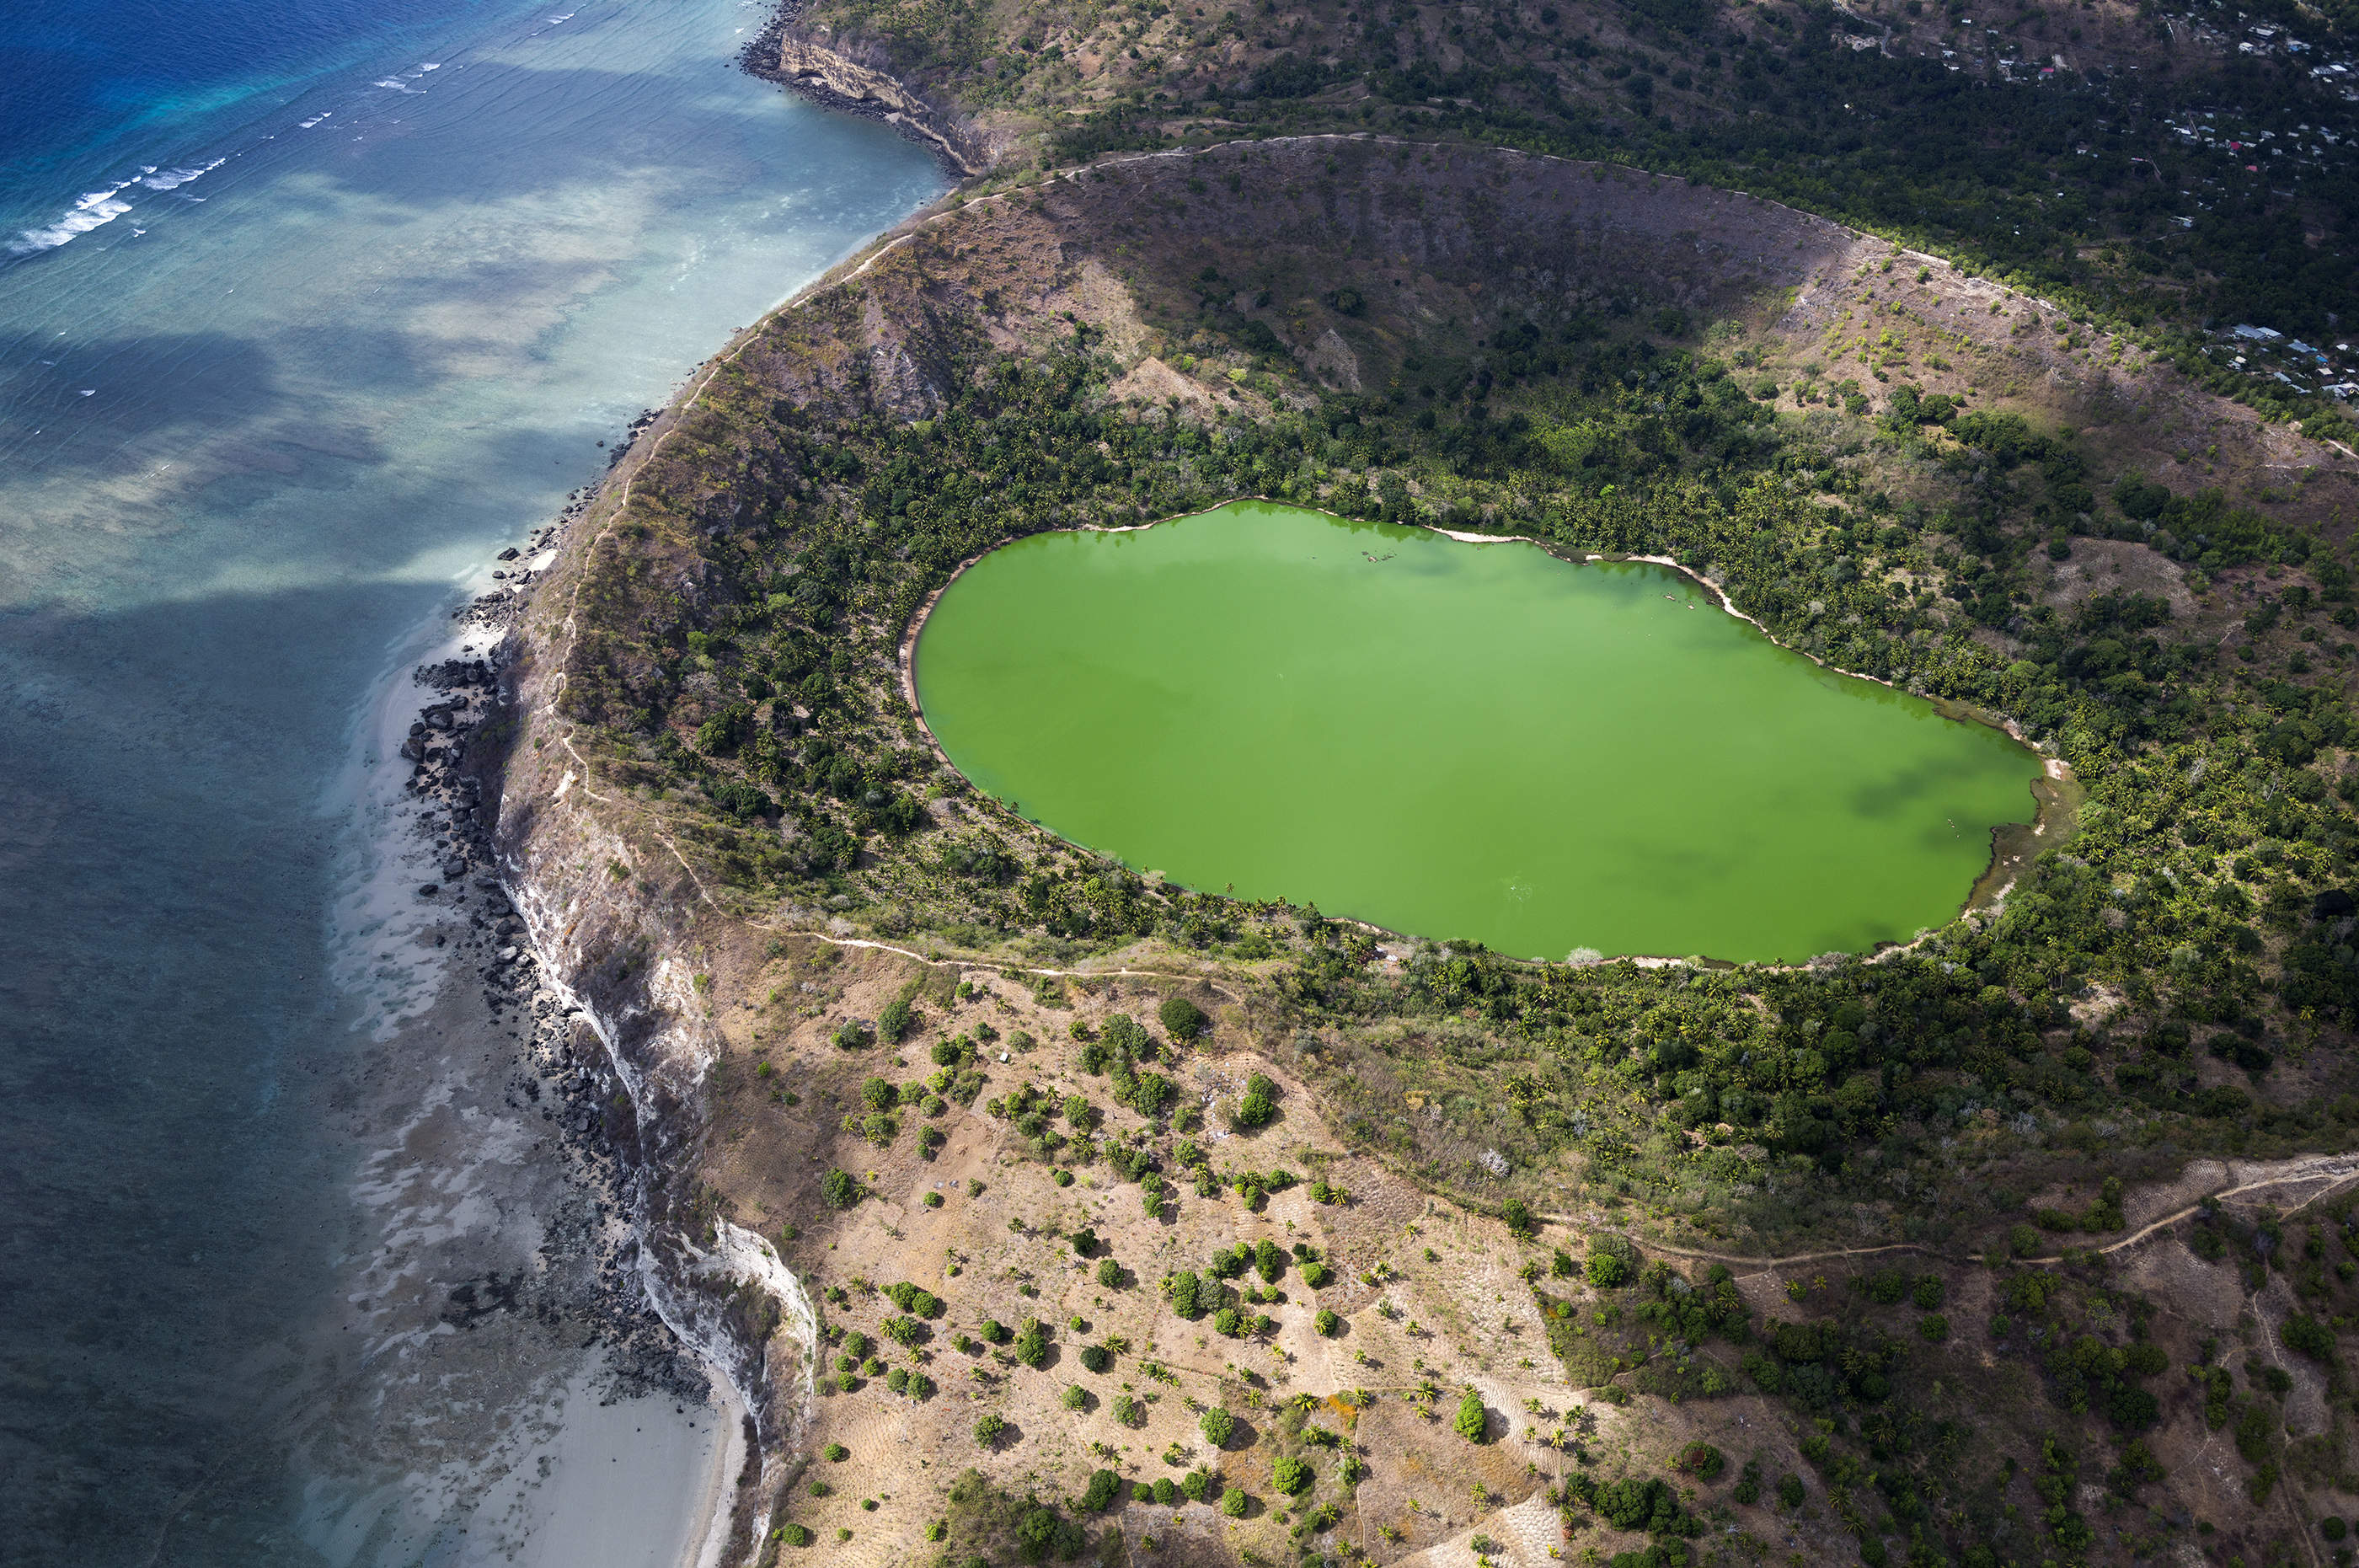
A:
[1546, 1151, 2359, 1276]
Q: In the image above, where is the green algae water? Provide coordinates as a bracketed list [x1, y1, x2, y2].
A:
[915, 501, 2044, 965]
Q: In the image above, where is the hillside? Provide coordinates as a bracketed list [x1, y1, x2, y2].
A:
[452, 116, 2359, 1568]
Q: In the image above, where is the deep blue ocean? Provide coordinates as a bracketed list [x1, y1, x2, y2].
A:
[0, 3, 941, 1561]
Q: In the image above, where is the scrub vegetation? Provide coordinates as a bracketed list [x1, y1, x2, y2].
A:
[503, 2, 2359, 1563]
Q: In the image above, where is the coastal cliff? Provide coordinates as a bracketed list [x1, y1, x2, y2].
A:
[749, 29, 989, 175]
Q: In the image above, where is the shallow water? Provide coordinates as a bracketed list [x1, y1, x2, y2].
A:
[915, 502, 2044, 964]
[0, 0, 941, 1560]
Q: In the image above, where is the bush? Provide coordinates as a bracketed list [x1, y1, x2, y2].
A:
[1501, 1197, 1536, 1239]
[2324, 1517, 2349, 1543]
[1214, 1306, 1243, 1335]
[1080, 1469, 1121, 1512]
[1014, 1323, 1050, 1367]
[1079, 1344, 1111, 1374]
[973, 1412, 1006, 1448]
[831, 1019, 872, 1051]
[2283, 1313, 2336, 1361]
[821, 1168, 859, 1209]
[823, 1443, 848, 1462]
[1776, 1474, 1805, 1510]
[1586, 1246, 1631, 1290]
[1201, 1405, 1235, 1446]
[877, 995, 914, 1041]
[776, 1522, 813, 1547]
[1158, 995, 1209, 1039]
[1271, 1455, 1312, 1495]
[1180, 1469, 1213, 1502]
[1453, 1389, 1487, 1442]
[1220, 1486, 1249, 1518]
[1096, 1257, 1122, 1288]
[1677, 1442, 1725, 1480]
[1315, 1308, 1340, 1336]
[1061, 1383, 1086, 1410]
[1919, 1314, 1950, 1342]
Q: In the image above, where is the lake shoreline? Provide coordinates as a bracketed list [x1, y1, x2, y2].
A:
[898, 496, 2075, 968]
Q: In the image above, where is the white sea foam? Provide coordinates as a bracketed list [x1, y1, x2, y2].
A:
[8, 158, 227, 253]
[9, 185, 135, 254]
[140, 159, 225, 190]
[374, 78, 425, 94]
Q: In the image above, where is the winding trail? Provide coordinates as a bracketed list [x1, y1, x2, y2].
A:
[1548, 1150, 2359, 1276]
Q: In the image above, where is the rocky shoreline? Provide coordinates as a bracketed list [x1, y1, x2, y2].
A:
[736, 0, 987, 176]
[387, 418, 802, 1563]
[387, 472, 715, 1415]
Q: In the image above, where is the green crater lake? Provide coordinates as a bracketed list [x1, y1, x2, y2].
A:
[914, 501, 2043, 964]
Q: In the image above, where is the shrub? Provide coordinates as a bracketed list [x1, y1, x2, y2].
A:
[776, 1522, 813, 1547]
[1061, 1383, 1086, 1410]
[1501, 1197, 1536, 1239]
[1213, 1306, 1243, 1336]
[1912, 1276, 1945, 1310]
[1586, 1245, 1631, 1290]
[2324, 1517, 2350, 1543]
[1080, 1469, 1121, 1512]
[1453, 1389, 1487, 1442]
[1180, 1469, 1213, 1502]
[1301, 1260, 1334, 1287]
[1079, 1344, 1111, 1373]
[823, 1443, 848, 1462]
[973, 1412, 1006, 1448]
[979, 1318, 1009, 1345]
[1096, 1257, 1122, 1288]
[877, 995, 913, 1041]
[2284, 1313, 2336, 1361]
[1315, 1308, 1340, 1336]
[1254, 1239, 1286, 1283]
[1158, 995, 1210, 1039]
[1014, 1323, 1050, 1367]
[831, 1019, 871, 1051]
[821, 1168, 859, 1208]
[1169, 1270, 1205, 1319]
[1201, 1405, 1236, 1446]
[1271, 1455, 1312, 1495]
[1919, 1314, 1950, 1342]
[1220, 1486, 1249, 1518]
[1677, 1442, 1725, 1480]
[1151, 1477, 1177, 1506]
[1776, 1474, 1805, 1510]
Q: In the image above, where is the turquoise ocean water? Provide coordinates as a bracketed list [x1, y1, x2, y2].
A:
[0, 2, 940, 1559]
